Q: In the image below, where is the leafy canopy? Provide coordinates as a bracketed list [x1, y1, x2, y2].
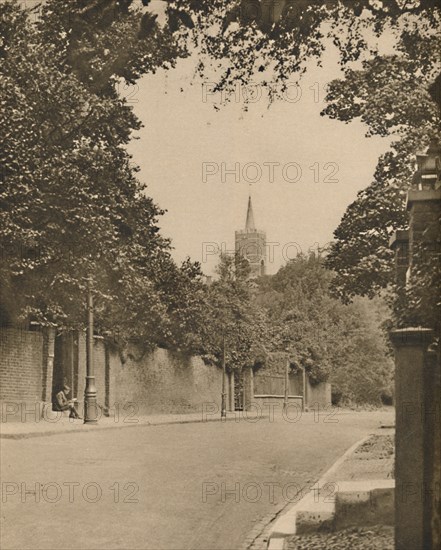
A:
[0, 1, 201, 352]
[256, 253, 394, 404]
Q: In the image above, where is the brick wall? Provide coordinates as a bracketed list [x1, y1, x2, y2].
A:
[0, 328, 331, 420]
[306, 380, 332, 408]
[112, 346, 223, 415]
[0, 327, 44, 402]
[65, 336, 223, 416]
[4, 327, 301, 418]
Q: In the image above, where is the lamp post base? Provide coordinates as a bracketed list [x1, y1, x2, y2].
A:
[221, 392, 227, 418]
[84, 376, 98, 424]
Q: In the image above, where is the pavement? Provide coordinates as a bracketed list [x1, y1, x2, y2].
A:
[258, 429, 395, 550]
[0, 407, 394, 440]
[0, 410, 248, 439]
[0, 409, 394, 550]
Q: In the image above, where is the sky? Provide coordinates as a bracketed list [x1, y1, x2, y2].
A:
[127, 37, 392, 276]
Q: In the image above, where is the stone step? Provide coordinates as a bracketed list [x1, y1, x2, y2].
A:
[333, 480, 394, 531]
[296, 479, 395, 534]
[268, 479, 395, 549]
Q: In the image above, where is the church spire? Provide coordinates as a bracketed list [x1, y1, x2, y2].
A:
[236, 194, 266, 278]
[245, 195, 256, 231]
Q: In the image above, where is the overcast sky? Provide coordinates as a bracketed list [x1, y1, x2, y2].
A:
[127, 39, 391, 276]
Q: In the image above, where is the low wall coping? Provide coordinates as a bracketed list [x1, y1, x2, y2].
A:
[389, 327, 434, 347]
[254, 394, 303, 399]
[406, 188, 441, 209]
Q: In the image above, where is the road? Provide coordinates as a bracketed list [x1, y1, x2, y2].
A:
[0, 410, 393, 550]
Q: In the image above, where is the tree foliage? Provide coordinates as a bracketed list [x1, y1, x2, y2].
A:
[325, 53, 440, 301]
[0, 1, 200, 352]
[200, 253, 270, 371]
[163, 0, 440, 102]
[326, 295, 395, 406]
[256, 254, 335, 383]
[256, 254, 394, 404]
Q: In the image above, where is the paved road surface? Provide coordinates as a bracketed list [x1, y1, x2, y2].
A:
[1, 410, 393, 550]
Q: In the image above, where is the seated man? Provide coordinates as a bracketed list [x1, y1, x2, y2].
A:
[54, 385, 82, 419]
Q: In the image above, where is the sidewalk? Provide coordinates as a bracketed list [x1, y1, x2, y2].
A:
[0, 410, 249, 439]
[0, 408, 389, 440]
[251, 428, 395, 550]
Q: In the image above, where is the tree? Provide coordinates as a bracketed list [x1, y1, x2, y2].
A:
[163, 1, 440, 104]
[326, 296, 394, 406]
[324, 54, 440, 302]
[256, 253, 334, 383]
[201, 253, 269, 371]
[256, 253, 394, 403]
[0, 1, 201, 351]
[153, 257, 210, 354]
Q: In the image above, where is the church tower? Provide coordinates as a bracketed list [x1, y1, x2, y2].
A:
[235, 196, 266, 277]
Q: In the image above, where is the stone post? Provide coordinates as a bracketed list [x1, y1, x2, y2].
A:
[424, 347, 441, 550]
[390, 140, 441, 549]
[242, 366, 254, 411]
[228, 371, 235, 412]
[405, 163, 441, 549]
[104, 342, 110, 417]
[390, 328, 435, 550]
[389, 230, 409, 287]
[407, 189, 441, 270]
[41, 327, 56, 415]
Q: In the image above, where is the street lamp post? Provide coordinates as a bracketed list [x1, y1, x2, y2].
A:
[284, 357, 289, 412]
[301, 365, 307, 412]
[221, 331, 227, 418]
[84, 276, 98, 424]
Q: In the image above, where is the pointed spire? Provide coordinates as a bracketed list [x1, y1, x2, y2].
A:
[245, 195, 256, 231]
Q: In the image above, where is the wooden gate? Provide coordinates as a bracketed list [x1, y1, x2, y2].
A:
[233, 370, 244, 410]
[253, 372, 303, 396]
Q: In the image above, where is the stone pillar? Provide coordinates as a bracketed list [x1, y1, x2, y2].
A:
[424, 347, 441, 550]
[390, 141, 441, 549]
[41, 327, 56, 410]
[242, 366, 254, 411]
[389, 230, 409, 286]
[407, 189, 441, 275]
[104, 342, 110, 416]
[228, 371, 235, 412]
[390, 328, 434, 550]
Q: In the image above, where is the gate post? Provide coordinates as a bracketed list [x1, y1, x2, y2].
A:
[42, 327, 56, 409]
[389, 139, 441, 549]
[390, 327, 436, 550]
[424, 346, 441, 550]
[283, 360, 289, 411]
[243, 366, 254, 411]
[228, 371, 235, 412]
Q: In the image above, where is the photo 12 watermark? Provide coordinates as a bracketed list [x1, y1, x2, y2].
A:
[202, 161, 339, 184]
[202, 81, 328, 106]
[1, 401, 141, 424]
[396, 481, 440, 504]
[397, 401, 440, 425]
[201, 480, 339, 505]
[201, 401, 339, 424]
[2, 481, 139, 504]
[201, 240, 333, 265]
